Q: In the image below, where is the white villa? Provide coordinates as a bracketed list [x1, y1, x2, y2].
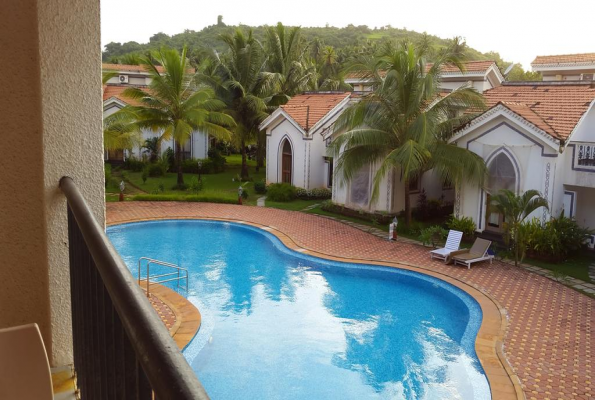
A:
[260, 61, 505, 215]
[261, 55, 595, 233]
[102, 63, 209, 164]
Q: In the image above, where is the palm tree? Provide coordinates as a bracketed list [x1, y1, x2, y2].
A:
[263, 22, 316, 105]
[489, 189, 549, 266]
[330, 41, 487, 227]
[199, 29, 270, 180]
[102, 70, 142, 154]
[122, 46, 235, 186]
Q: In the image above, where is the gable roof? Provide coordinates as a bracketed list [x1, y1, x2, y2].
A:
[464, 82, 595, 140]
[280, 92, 352, 131]
[345, 60, 499, 80]
[102, 84, 146, 106]
[102, 63, 166, 74]
[531, 53, 595, 67]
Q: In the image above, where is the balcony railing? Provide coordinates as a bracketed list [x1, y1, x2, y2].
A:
[577, 143, 595, 168]
[60, 176, 208, 399]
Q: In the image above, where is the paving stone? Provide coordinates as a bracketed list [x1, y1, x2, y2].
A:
[107, 202, 595, 400]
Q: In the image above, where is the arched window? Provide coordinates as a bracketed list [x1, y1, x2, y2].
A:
[281, 139, 292, 184]
[487, 152, 516, 194]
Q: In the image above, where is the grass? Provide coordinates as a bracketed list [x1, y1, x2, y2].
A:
[106, 154, 265, 205]
[522, 253, 592, 282]
[265, 199, 321, 211]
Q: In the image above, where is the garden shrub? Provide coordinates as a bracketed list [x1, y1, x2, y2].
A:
[524, 213, 592, 261]
[266, 183, 297, 202]
[413, 189, 429, 220]
[141, 166, 149, 183]
[254, 180, 267, 194]
[296, 187, 332, 199]
[104, 164, 112, 188]
[189, 177, 203, 194]
[123, 157, 145, 172]
[132, 192, 237, 204]
[447, 215, 476, 239]
[147, 159, 168, 177]
[208, 148, 227, 172]
[164, 147, 175, 170]
[418, 225, 448, 247]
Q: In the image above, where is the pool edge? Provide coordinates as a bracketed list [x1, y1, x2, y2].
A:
[107, 216, 524, 400]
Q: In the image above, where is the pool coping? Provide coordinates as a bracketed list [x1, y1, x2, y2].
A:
[146, 283, 201, 351]
[108, 216, 524, 400]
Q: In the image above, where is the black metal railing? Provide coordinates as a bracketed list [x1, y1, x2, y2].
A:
[60, 176, 208, 400]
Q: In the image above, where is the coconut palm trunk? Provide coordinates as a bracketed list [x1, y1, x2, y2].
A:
[404, 180, 412, 227]
[175, 141, 184, 186]
[241, 139, 249, 180]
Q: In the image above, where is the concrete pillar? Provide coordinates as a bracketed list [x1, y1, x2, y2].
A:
[0, 0, 104, 366]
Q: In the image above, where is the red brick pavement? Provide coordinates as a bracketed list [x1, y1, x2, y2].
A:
[107, 202, 594, 400]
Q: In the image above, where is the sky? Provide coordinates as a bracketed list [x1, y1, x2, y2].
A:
[101, 0, 594, 70]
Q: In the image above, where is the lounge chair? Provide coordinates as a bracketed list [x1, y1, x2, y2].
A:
[430, 230, 463, 263]
[450, 238, 494, 269]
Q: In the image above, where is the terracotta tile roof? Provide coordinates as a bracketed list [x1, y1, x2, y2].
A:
[102, 64, 196, 74]
[426, 60, 497, 74]
[102, 63, 166, 74]
[531, 53, 595, 66]
[281, 92, 351, 131]
[345, 60, 497, 80]
[481, 82, 595, 140]
[102, 84, 146, 106]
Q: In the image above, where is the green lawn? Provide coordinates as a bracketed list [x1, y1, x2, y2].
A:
[265, 199, 321, 211]
[523, 253, 593, 282]
[107, 155, 266, 205]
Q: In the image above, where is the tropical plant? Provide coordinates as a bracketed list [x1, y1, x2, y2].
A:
[447, 215, 476, 239]
[198, 29, 270, 180]
[330, 41, 487, 227]
[142, 137, 160, 162]
[266, 183, 297, 202]
[418, 225, 448, 247]
[523, 212, 592, 261]
[103, 111, 142, 152]
[489, 189, 549, 266]
[263, 23, 316, 105]
[122, 46, 235, 187]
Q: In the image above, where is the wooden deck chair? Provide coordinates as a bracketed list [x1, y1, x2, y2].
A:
[429, 230, 463, 263]
[0, 323, 53, 400]
[450, 238, 494, 269]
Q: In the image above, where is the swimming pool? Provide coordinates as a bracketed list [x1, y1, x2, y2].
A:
[107, 219, 490, 400]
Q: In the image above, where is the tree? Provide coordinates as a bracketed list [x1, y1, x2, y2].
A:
[199, 29, 270, 180]
[330, 41, 487, 227]
[103, 111, 141, 153]
[489, 189, 549, 267]
[258, 23, 316, 170]
[122, 46, 235, 186]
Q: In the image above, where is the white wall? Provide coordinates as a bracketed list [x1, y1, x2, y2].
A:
[456, 115, 559, 230]
[266, 119, 308, 187]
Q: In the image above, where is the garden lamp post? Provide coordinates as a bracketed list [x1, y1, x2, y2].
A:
[119, 180, 125, 202]
[389, 217, 398, 241]
[197, 160, 202, 182]
[238, 185, 243, 205]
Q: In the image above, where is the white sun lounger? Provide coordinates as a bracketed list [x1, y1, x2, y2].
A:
[451, 238, 494, 269]
[429, 230, 463, 263]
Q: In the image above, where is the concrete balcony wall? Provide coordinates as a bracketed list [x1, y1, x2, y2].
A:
[0, 0, 103, 366]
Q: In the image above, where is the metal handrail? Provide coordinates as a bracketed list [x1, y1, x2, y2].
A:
[59, 176, 208, 399]
[138, 257, 189, 297]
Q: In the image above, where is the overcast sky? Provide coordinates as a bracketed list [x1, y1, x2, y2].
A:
[101, 0, 593, 69]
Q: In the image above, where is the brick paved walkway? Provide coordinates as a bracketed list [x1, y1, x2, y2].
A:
[107, 202, 594, 400]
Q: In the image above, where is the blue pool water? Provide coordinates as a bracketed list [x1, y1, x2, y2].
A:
[107, 220, 490, 400]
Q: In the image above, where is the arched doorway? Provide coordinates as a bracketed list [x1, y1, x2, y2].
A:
[485, 151, 517, 232]
[281, 139, 292, 184]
